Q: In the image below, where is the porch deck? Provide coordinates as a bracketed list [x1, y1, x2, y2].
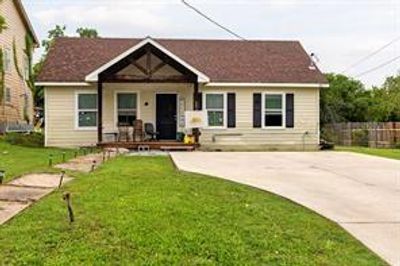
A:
[98, 141, 197, 151]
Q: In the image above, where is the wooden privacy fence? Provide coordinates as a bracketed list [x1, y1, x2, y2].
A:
[323, 122, 400, 148]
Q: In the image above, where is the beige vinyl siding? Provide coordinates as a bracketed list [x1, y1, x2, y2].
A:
[45, 83, 193, 147]
[45, 83, 320, 150]
[199, 86, 320, 150]
[0, 0, 34, 123]
[45, 86, 97, 147]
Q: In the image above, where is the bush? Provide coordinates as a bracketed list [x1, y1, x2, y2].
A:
[351, 129, 369, 147]
[4, 132, 44, 147]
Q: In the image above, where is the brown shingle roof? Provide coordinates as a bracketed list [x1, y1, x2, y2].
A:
[37, 37, 327, 84]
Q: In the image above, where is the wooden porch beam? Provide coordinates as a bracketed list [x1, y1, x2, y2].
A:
[132, 61, 148, 76]
[146, 46, 152, 76]
[150, 62, 166, 75]
[97, 80, 103, 143]
[193, 82, 200, 143]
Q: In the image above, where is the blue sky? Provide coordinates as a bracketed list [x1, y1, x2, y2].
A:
[23, 0, 400, 88]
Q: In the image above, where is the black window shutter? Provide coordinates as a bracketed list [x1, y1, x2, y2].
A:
[197, 92, 202, 110]
[227, 93, 236, 128]
[253, 93, 262, 128]
[286, 93, 294, 128]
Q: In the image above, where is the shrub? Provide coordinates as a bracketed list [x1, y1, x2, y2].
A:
[351, 129, 369, 147]
[4, 132, 44, 147]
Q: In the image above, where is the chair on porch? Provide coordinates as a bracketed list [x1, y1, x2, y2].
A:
[133, 119, 145, 142]
[117, 122, 131, 142]
[144, 123, 159, 141]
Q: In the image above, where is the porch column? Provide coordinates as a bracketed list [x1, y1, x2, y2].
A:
[97, 80, 103, 143]
[193, 82, 199, 110]
[193, 82, 200, 143]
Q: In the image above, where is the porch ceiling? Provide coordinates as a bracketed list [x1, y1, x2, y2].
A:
[99, 43, 198, 84]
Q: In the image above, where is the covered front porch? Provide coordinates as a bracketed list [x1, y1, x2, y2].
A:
[88, 39, 205, 149]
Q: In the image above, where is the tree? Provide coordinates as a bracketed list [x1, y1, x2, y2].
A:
[368, 73, 400, 122]
[41, 25, 66, 53]
[33, 25, 100, 107]
[0, 16, 6, 33]
[76, 27, 99, 38]
[320, 73, 369, 125]
[0, 0, 7, 33]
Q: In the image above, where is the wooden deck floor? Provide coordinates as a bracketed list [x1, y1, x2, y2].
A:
[98, 141, 197, 150]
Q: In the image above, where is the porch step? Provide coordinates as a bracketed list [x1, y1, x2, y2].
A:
[98, 141, 197, 151]
[160, 146, 195, 151]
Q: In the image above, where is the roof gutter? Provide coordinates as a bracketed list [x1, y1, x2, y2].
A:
[205, 82, 329, 88]
[35, 82, 91, 87]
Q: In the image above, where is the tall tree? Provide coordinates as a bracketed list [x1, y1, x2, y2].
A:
[320, 73, 369, 125]
[33, 25, 100, 107]
[0, 16, 6, 33]
[368, 73, 400, 122]
[0, 0, 7, 33]
[41, 25, 66, 53]
[76, 27, 99, 38]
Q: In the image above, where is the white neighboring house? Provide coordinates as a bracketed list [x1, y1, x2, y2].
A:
[36, 37, 328, 150]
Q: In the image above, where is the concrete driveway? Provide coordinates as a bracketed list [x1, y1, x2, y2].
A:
[170, 151, 400, 265]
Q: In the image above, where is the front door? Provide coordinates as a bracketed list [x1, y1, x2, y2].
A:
[156, 94, 177, 140]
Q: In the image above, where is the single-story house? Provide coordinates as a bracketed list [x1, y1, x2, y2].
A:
[36, 37, 328, 150]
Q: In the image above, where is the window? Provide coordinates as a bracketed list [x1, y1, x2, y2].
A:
[264, 94, 284, 127]
[5, 87, 11, 103]
[205, 93, 225, 127]
[77, 93, 97, 128]
[117, 93, 137, 125]
[3, 48, 11, 73]
[24, 55, 30, 79]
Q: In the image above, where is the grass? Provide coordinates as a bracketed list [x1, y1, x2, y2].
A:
[335, 146, 400, 160]
[0, 139, 78, 182]
[0, 156, 385, 265]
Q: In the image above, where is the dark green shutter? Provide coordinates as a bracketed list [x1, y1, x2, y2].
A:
[286, 93, 294, 128]
[227, 93, 236, 128]
[253, 93, 262, 128]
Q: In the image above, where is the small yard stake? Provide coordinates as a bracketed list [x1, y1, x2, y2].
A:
[48, 154, 53, 167]
[62, 152, 66, 162]
[58, 170, 66, 188]
[102, 150, 106, 162]
[91, 160, 96, 172]
[74, 151, 78, 158]
[0, 170, 5, 184]
[107, 150, 111, 160]
[63, 193, 74, 223]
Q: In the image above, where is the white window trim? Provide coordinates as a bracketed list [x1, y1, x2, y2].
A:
[75, 90, 98, 131]
[23, 54, 30, 80]
[5, 87, 11, 103]
[4, 48, 12, 73]
[203, 92, 228, 129]
[262, 92, 286, 129]
[114, 91, 140, 129]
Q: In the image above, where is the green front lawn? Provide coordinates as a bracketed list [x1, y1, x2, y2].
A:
[0, 156, 384, 265]
[0, 139, 77, 182]
[336, 146, 400, 160]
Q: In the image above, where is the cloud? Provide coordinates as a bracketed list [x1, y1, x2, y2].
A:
[32, 1, 173, 36]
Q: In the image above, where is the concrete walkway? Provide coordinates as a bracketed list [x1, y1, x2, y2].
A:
[0, 149, 126, 225]
[0, 173, 72, 224]
[171, 151, 400, 265]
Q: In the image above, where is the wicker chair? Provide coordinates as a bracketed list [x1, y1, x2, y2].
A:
[117, 122, 130, 142]
[133, 119, 144, 142]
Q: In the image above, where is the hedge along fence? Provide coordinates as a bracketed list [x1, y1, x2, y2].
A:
[323, 122, 400, 148]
